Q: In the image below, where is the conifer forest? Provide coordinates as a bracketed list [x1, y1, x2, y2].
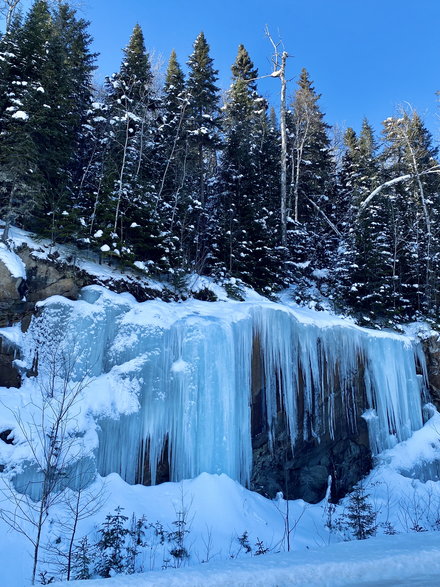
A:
[1, 0, 440, 324]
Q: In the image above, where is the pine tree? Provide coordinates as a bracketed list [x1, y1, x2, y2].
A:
[95, 507, 130, 578]
[156, 49, 190, 272]
[380, 110, 440, 317]
[0, 12, 40, 241]
[186, 32, 220, 205]
[0, 1, 51, 238]
[336, 120, 392, 317]
[97, 24, 164, 266]
[289, 69, 334, 223]
[0, 1, 96, 242]
[72, 536, 92, 581]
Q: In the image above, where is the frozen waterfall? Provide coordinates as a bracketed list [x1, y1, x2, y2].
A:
[22, 286, 427, 488]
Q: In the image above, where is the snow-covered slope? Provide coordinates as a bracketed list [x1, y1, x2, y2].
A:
[51, 531, 440, 587]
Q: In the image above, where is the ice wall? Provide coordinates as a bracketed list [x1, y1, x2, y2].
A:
[21, 286, 427, 488]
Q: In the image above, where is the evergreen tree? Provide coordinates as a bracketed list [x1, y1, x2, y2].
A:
[0, 12, 40, 241]
[289, 69, 334, 223]
[287, 68, 336, 280]
[72, 536, 92, 581]
[96, 24, 164, 266]
[186, 32, 220, 205]
[0, 1, 51, 238]
[0, 1, 96, 241]
[211, 44, 280, 290]
[95, 507, 130, 578]
[185, 32, 221, 271]
[380, 111, 440, 317]
[156, 49, 190, 272]
[344, 486, 377, 540]
[336, 120, 392, 317]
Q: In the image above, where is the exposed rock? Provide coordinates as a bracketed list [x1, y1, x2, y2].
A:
[0, 240, 435, 503]
[0, 251, 27, 328]
[423, 334, 440, 409]
[17, 245, 82, 302]
[0, 429, 14, 444]
[250, 340, 372, 503]
[0, 257, 23, 302]
[0, 334, 21, 388]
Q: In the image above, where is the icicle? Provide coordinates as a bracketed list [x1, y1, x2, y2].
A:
[21, 287, 428, 491]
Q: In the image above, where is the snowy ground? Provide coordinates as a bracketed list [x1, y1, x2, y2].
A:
[50, 531, 440, 586]
[2, 413, 440, 585]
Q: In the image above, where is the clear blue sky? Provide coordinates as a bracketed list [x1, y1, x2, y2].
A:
[4, 0, 440, 135]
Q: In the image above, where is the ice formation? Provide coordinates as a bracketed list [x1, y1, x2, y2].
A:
[19, 286, 427, 487]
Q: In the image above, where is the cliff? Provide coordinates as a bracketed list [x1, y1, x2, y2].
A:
[0, 233, 435, 503]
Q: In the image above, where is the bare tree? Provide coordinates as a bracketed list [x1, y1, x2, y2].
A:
[0, 343, 97, 584]
[0, 0, 21, 32]
[265, 27, 289, 246]
[48, 474, 108, 581]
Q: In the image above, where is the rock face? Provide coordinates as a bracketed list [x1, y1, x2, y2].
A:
[422, 334, 440, 409]
[0, 244, 87, 387]
[18, 246, 82, 302]
[0, 335, 21, 388]
[0, 257, 24, 301]
[0, 250, 27, 328]
[250, 343, 372, 503]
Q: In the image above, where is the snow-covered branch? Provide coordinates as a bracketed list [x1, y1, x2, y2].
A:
[358, 166, 440, 213]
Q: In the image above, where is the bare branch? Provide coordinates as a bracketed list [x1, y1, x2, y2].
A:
[358, 167, 440, 213]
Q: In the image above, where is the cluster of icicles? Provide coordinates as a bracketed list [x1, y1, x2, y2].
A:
[27, 287, 427, 488]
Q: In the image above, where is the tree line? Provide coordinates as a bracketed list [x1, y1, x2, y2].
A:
[1, 0, 439, 322]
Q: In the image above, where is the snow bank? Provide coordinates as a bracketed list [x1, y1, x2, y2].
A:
[0, 242, 26, 279]
[52, 531, 440, 586]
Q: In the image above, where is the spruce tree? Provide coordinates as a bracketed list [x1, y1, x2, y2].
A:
[156, 49, 189, 272]
[0, 12, 40, 241]
[95, 507, 130, 577]
[186, 31, 220, 205]
[380, 111, 440, 317]
[211, 44, 280, 290]
[97, 24, 164, 267]
[344, 486, 377, 540]
[336, 120, 392, 317]
[185, 32, 221, 272]
[0, 1, 96, 242]
[287, 68, 336, 281]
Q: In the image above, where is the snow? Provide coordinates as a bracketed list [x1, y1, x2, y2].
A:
[0, 324, 23, 347]
[11, 110, 29, 120]
[0, 242, 26, 278]
[51, 532, 440, 586]
[26, 412, 440, 586]
[1, 225, 166, 296]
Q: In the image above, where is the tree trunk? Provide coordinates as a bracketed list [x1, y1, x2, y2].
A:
[280, 51, 288, 247]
